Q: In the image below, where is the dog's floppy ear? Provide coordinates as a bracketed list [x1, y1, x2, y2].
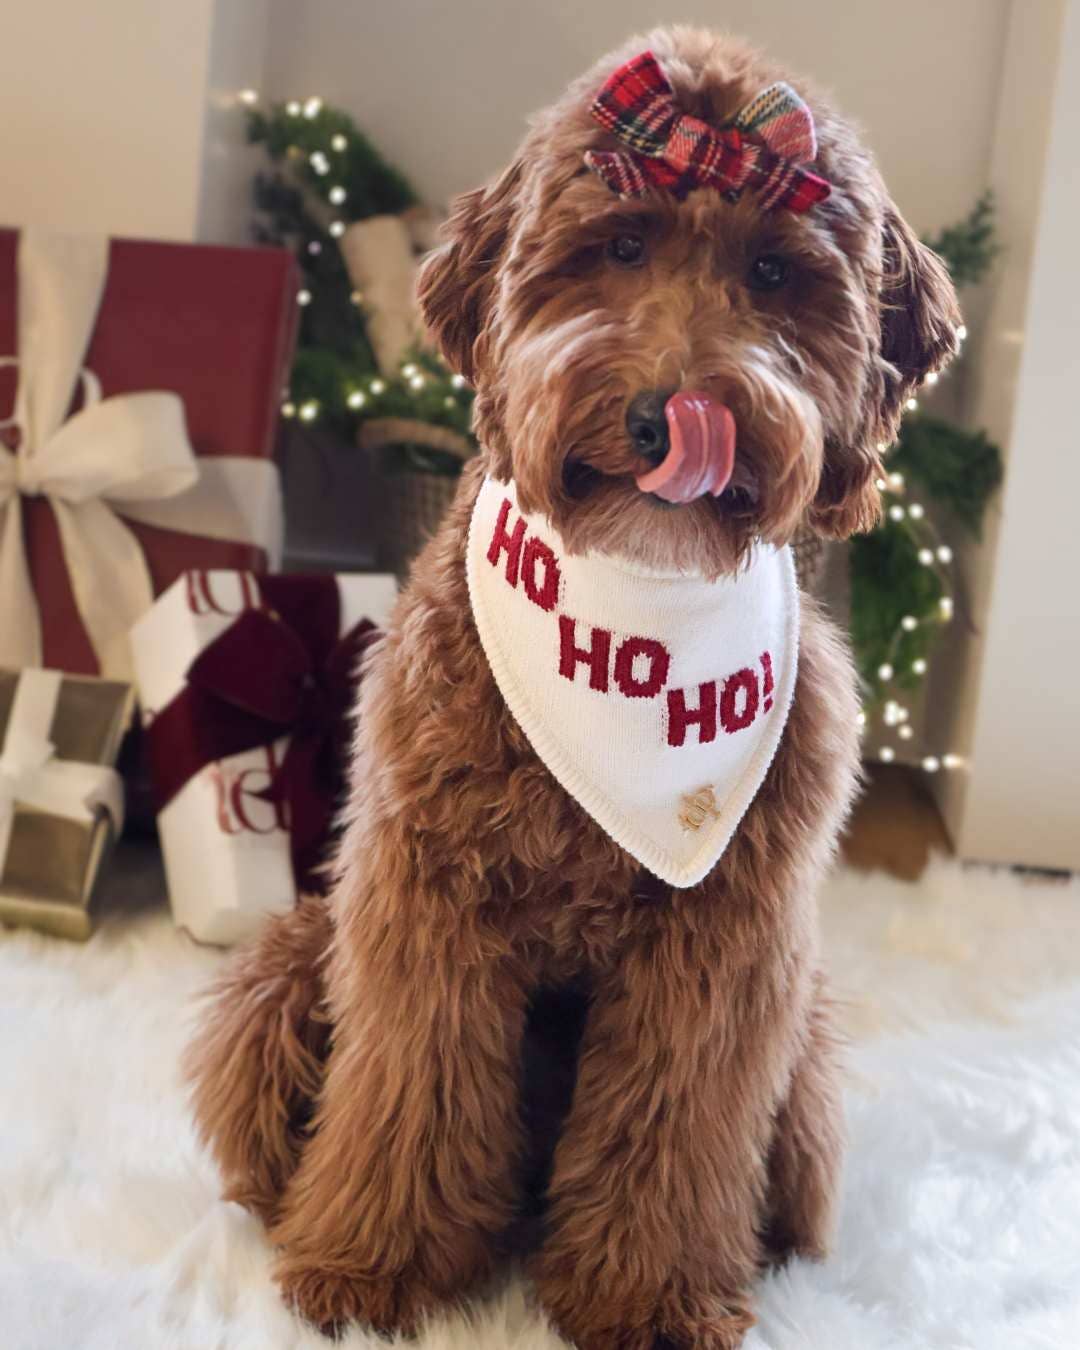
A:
[416, 160, 523, 383]
[809, 202, 961, 539]
[877, 203, 962, 423]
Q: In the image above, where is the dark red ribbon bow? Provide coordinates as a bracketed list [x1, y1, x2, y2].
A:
[147, 575, 380, 895]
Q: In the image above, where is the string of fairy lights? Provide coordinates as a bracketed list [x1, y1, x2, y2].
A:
[860, 323, 969, 774]
[240, 85, 970, 776]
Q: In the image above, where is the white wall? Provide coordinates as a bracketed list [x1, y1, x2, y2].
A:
[265, 0, 1010, 231]
[0, 0, 1010, 255]
[197, 0, 273, 243]
[0, 0, 268, 244]
[935, 0, 1080, 869]
[0, 1, 215, 239]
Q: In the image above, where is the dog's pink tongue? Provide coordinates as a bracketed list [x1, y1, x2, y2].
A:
[635, 392, 735, 503]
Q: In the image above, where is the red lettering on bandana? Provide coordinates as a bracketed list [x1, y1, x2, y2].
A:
[720, 667, 759, 733]
[486, 494, 776, 743]
[760, 650, 775, 712]
[559, 616, 612, 692]
[666, 682, 718, 746]
[487, 497, 526, 586]
[521, 536, 561, 611]
[614, 636, 671, 698]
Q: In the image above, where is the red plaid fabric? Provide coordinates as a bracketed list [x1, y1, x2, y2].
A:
[585, 50, 831, 214]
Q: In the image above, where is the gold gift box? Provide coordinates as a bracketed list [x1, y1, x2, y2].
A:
[0, 670, 134, 941]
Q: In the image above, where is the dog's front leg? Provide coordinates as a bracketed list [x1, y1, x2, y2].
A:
[531, 904, 797, 1350]
[762, 971, 845, 1264]
[269, 868, 528, 1337]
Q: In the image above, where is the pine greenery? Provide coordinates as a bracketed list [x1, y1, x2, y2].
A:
[923, 192, 1000, 288]
[852, 196, 1004, 704]
[247, 100, 472, 443]
[890, 416, 1003, 538]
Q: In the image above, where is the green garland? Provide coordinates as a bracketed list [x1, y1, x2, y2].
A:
[247, 98, 473, 443]
[890, 415, 1002, 536]
[247, 101, 416, 219]
[851, 415, 1002, 696]
[850, 518, 945, 691]
[853, 194, 1003, 714]
[922, 192, 1000, 289]
[357, 347, 475, 476]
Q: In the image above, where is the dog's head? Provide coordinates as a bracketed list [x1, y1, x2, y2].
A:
[418, 26, 961, 575]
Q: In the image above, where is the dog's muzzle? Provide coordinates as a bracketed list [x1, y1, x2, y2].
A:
[630, 390, 736, 503]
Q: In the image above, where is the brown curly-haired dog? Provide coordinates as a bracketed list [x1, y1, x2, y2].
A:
[188, 26, 959, 1349]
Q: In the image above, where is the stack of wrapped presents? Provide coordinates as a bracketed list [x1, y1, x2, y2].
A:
[0, 228, 396, 943]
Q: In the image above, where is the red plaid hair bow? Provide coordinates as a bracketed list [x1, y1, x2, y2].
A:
[584, 51, 831, 213]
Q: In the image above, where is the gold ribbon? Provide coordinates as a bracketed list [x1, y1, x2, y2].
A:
[0, 230, 283, 679]
[0, 668, 123, 871]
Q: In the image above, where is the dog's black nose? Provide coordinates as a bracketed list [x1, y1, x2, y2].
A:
[625, 390, 671, 466]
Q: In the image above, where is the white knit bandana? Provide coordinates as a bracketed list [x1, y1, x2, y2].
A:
[466, 477, 799, 888]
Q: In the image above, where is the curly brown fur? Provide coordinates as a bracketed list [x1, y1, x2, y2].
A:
[188, 25, 959, 1349]
[185, 898, 332, 1226]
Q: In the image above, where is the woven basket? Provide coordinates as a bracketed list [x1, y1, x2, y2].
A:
[360, 418, 472, 579]
[375, 469, 460, 579]
[791, 525, 826, 594]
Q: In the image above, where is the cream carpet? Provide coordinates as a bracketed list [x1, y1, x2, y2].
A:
[2, 845, 1079, 1350]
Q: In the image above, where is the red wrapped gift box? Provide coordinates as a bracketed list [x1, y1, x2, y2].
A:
[0, 228, 299, 674]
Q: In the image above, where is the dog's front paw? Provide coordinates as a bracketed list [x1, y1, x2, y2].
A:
[276, 1256, 436, 1338]
[537, 1274, 755, 1350]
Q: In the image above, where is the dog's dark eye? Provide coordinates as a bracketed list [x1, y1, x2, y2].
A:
[606, 233, 646, 267]
[748, 254, 789, 291]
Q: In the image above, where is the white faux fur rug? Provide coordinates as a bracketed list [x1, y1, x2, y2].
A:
[3, 846, 1079, 1350]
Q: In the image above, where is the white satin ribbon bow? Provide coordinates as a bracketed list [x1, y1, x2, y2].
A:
[0, 668, 123, 873]
[0, 230, 283, 679]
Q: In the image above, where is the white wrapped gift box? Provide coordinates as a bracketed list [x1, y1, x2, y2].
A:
[131, 569, 396, 945]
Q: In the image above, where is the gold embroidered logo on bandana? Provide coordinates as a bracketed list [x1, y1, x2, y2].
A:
[678, 785, 723, 832]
